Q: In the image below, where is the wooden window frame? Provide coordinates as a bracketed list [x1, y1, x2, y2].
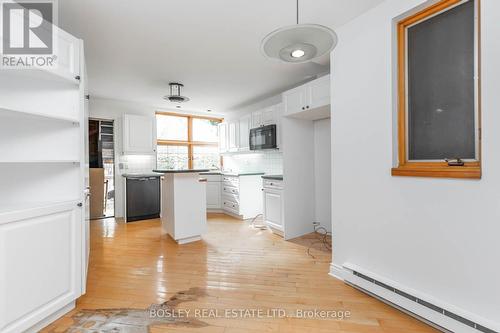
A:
[156, 111, 223, 169]
[391, 0, 482, 179]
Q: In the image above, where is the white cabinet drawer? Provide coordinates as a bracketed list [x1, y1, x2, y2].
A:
[222, 185, 239, 196]
[204, 174, 222, 182]
[222, 175, 239, 187]
[222, 192, 239, 203]
[223, 199, 240, 213]
[263, 179, 283, 190]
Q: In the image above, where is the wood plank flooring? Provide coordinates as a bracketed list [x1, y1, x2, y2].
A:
[43, 213, 438, 332]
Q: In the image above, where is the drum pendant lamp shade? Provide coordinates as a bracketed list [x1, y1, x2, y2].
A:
[260, 1, 338, 64]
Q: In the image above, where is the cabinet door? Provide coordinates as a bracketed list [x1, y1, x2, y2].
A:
[262, 107, 276, 125]
[263, 189, 283, 230]
[275, 104, 284, 150]
[283, 86, 307, 116]
[0, 206, 83, 333]
[218, 123, 228, 153]
[123, 115, 155, 154]
[206, 182, 221, 209]
[228, 121, 239, 151]
[308, 75, 330, 109]
[51, 28, 81, 82]
[238, 115, 251, 151]
[251, 111, 263, 128]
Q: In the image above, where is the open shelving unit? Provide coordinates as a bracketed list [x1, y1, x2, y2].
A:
[0, 22, 88, 333]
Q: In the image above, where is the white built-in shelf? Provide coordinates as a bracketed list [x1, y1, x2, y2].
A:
[0, 106, 80, 124]
[0, 160, 80, 164]
[0, 200, 80, 225]
[0, 68, 80, 87]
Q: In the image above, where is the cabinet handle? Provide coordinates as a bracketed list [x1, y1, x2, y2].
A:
[270, 183, 274, 186]
[302, 107, 305, 110]
[306, 105, 310, 109]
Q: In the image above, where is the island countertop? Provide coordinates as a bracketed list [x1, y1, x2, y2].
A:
[153, 169, 210, 174]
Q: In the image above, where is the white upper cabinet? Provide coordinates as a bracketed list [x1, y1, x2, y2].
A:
[283, 85, 308, 116]
[308, 75, 330, 109]
[238, 114, 251, 151]
[251, 105, 279, 128]
[52, 28, 81, 82]
[251, 110, 263, 128]
[228, 121, 239, 151]
[262, 107, 277, 125]
[218, 122, 228, 153]
[283, 75, 331, 120]
[122, 114, 155, 154]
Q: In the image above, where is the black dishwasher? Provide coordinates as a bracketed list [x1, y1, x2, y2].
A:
[125, 176, 161, 222]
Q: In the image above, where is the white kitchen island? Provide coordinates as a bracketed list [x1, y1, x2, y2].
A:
[154, 169, 209, 244]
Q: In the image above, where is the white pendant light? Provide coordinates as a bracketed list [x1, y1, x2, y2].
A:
[260, 0, 338, 64]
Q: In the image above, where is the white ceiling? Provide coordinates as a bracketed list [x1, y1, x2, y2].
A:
[59, 0, 384, 115]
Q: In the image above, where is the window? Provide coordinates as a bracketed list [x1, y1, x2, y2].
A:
[156, 112, 222, 170]
[392, 0, 481, 179]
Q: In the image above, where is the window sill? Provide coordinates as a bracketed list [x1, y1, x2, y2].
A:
[391, 165, 481, 179]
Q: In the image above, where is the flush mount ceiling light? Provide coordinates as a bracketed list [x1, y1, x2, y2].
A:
[260, 0, 338, 64]
[164, 83, 190, 103]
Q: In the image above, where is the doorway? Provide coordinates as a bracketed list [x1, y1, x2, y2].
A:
[89, 118, 115, 219]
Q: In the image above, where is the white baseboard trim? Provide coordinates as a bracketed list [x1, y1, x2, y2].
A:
[330, 264, 498, 333]
[25, 301, 75, 333]
[176, 235, 202, 244]
[207, 209, 224, 213]
[329, 263, 345, 281]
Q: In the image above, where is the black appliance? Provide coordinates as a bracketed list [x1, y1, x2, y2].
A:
[125, 176, 160, 222]
[249, 124, 277, 150]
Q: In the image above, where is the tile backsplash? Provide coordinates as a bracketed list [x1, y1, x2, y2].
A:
[119, 154, 156, 174]
[223, 151, 283, 175]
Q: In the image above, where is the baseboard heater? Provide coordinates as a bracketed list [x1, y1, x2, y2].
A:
[342, 266, 497, 333]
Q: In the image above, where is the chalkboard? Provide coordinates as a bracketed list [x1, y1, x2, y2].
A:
[407, 0, 475, 160]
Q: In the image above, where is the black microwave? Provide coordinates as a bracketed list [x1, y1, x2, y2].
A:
[249, 124, 277, 150]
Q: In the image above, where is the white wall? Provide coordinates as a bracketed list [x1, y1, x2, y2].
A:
[314, 119, 331, 232]
[330, 0, 500, 330]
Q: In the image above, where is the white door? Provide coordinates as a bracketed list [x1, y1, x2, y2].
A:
[275, 104, 284, 150]
[218, 123, 228, 153]
[228, 121, 238, 151]
[238, 114, 251, 151]
[308, 75, 330, 109]
[251, 111, 263, 128]
[0, 204, 83, 333]
[52, 28, 81, 82]
[283, 86, 307, 116]
[123, 115, 154, 154]
[263, 189, 283, 230]
[206, 182, 221, 209]
[262, 107, 276, 125]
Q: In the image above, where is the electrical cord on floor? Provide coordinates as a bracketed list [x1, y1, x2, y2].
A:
[306, 225, 332, 259]
[249, 214, 267, 230]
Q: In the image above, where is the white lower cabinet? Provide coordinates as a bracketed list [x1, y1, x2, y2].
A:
[263, 179, 284, 235]
[206, 181, 222, 210]
[0, 203, 83, 333]
[221, 175, 262, 219]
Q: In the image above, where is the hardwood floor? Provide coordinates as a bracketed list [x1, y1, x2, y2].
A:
[43, 214, 438, 332]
